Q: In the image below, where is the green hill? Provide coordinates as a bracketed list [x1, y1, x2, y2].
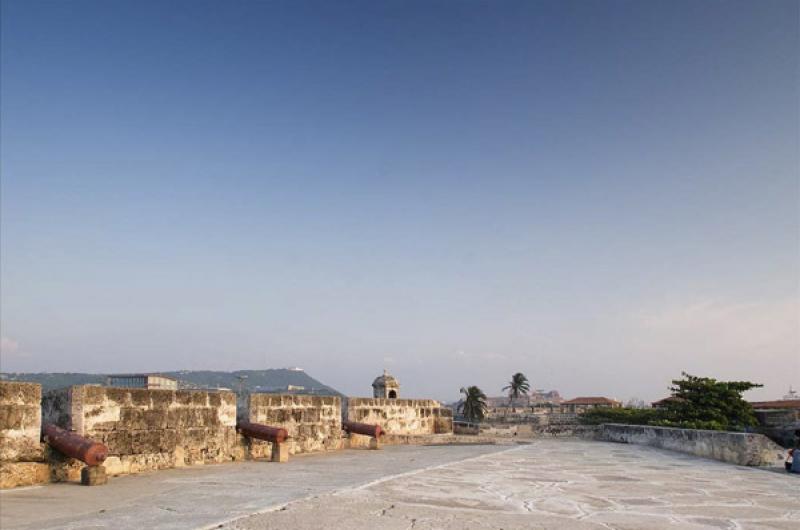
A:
[0, 368, 341, 395]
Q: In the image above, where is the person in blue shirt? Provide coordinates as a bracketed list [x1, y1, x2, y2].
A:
[786, 429, 800, 473]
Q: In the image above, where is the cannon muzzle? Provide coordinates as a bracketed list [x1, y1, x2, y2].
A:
[343, 421, 383, 438]
[43, 423, 108, 466]
[237, 421, 289, 443]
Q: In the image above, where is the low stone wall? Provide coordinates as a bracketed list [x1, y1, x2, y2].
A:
[360, 433, 499, 447]
[453, 422, 480, 435]
[0, 382, 49, 488]
[480, 414, 596, 438]
[246, 394, 342, 456]
[596, 424, 786, 466]
[478, 412, 585, 438]
[43, 385, 238, 476]
[346, 398, 453, 435]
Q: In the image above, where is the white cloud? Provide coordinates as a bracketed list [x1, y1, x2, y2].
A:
[1, 336, 20, 355]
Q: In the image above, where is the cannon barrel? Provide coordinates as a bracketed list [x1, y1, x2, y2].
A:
[343, 421, 382, 438]
[237, 421, 289, 444]
[43, 423, 108, 466]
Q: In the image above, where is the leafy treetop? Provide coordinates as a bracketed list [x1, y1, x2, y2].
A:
[580, 372, 762, 432]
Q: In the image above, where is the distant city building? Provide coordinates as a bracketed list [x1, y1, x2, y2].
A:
[481, 392, 617, 422]
[487, 390, 562, 409]
[107, 374, 177, 390]
[372, 369, 399, 399]
[286, 385, 305, 391]
[750, 396, 800, 430]
[560, 397, 621, 413]
[749, 399, 800, 411]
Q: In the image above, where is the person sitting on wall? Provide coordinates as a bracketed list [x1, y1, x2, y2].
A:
[786, 429, 800, 474]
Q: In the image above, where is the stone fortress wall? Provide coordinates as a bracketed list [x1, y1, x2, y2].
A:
[346, 398, 453, 435]
[246, 393, 342, 456]
[1, 376, 790, 489]
[0, 382, 50, 488]
[42, 384, 239, 476]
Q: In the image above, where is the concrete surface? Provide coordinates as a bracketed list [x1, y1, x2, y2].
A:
[230, 440, 798, 530]
[0, 444, 505, 530]
[1, 440, 797, 530]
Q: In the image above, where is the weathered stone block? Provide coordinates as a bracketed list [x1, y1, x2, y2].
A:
[271, 442, 289, 463]
[81, 465, 107, 486]
[0, 462, 51, 489]
[0, 381, 40, 405]
[0, 382, 45, 465]
[150, 390, 175, 408]
[130, 389, 151, 407]
[190, 392, 208, 406]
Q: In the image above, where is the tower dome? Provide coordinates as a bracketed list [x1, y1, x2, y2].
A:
[372, 369, 400, 399]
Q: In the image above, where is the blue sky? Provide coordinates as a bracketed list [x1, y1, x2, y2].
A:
[1, 0, 798, 401]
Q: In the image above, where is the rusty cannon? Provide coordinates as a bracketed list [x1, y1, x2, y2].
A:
[343, 420, 383, 438]
[237, 421, 289, 443]
[343, 421, 382, 449]
[42, 423, 109, 485]
[43, 423, 108, 466]
[237, 421, 290, 462]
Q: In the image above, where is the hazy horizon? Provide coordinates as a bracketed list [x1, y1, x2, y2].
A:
[2, 0, 798, 403]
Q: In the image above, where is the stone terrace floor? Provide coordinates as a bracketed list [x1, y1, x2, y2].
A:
[1, 439, 797, 530]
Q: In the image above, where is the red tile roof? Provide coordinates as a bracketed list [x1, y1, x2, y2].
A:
[562, 396, 620, 405]
[749, 400, 800, 410]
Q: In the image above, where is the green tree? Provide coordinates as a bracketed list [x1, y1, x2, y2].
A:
[458, 386, 488, 423]
[502, 372, 530, 406]
[579, 373, 762, 432]
[657, 372, 762, 430]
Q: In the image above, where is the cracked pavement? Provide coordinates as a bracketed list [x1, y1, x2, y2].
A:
[1, 440, 796, 529]
[228, 439, 799, 530]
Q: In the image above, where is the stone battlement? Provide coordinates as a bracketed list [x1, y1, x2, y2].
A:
[43, 385, 238, 477]
[1, 382, 458, 489]
[246, 393, 342, 456]
[0, 382, 50, 488]
[346, 397, 453, 435]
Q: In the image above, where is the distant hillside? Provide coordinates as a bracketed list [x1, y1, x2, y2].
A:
[0, 368, 341, 395]
[0, 372, 107, 391]
[169, 369, 341, 395]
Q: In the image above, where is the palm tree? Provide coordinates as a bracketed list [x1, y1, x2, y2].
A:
[503, 372, 530, 407]
[458, 386, 488, 423]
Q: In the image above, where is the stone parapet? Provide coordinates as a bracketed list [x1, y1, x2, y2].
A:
[43, 385, 238, 476]
[596, 423, 786, 466]
[245, 394, 342, 456]
[346, 397, 453, 435]
[0, 381, 44, 463]
[0, 381, 49, 489]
